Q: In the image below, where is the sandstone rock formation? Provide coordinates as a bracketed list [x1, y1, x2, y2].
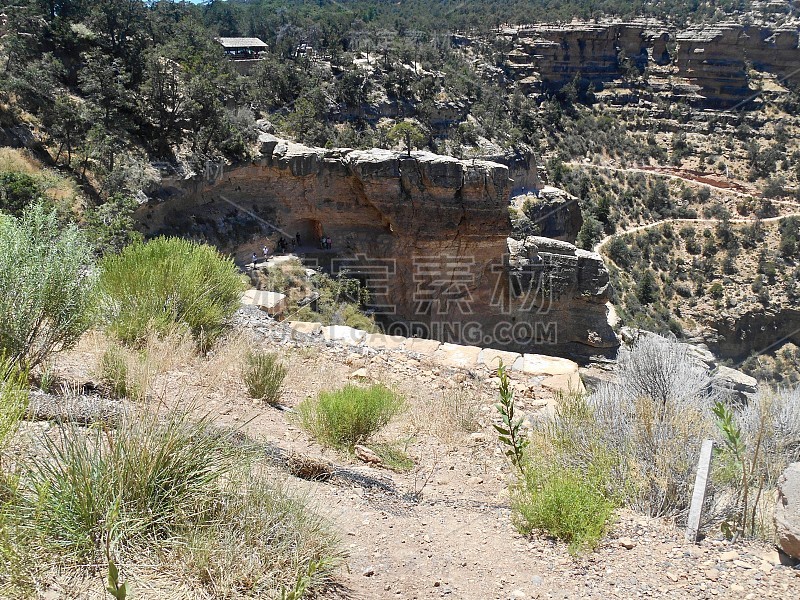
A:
[281, 318, 585, 393]
[712, 365, 758, 398]
[507, 236, 615, 354]
[141, 136, 618, 357]
[505, 22, 654, 92]
[710, 307, 800, 361]
[775, 462, 800, 561]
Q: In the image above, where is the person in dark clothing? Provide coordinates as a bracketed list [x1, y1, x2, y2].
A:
[296, 232, 301, 247]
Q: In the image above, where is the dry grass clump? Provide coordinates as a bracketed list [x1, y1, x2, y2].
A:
[409, 383, 482, 446]
[0, 407, 342, 597]
[96, 331, 195, 401]
[286, 452, 335, 481]
[0, 148, 39, 174]
[714, 387, 800, 539]
[242, 351, 287, 405]
[200, 331, 251, 392]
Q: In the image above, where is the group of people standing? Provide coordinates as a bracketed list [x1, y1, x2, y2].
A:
[250, 231, 333, 267]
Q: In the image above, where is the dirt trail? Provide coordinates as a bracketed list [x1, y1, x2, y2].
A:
[565, 161, 800, 208]
[240, 340, 799, 600]
[44, 318, 800, 599]
[593, 213, 800, 256]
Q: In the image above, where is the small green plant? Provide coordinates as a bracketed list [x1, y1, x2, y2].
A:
[709, 281, 725, 299]
[0, 171, 44, 216]
[296, 384, 404, 450]
[243, 351, 287, 405]
[512, 464, 615, 555]
[713, 400, 765, 540]
[106, 556, 127, 600]
[493, 360, 528, 475]
[369, 440, 415, 472]
[99, 237, 244, 351]
[36, 362, 57, 393]
[280, 558, 327, 600]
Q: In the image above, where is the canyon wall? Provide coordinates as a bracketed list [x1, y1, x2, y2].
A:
[675, 24, 800, 107]
[141, 136, 617, 358]
[504, 20, 800, 107]
[506, 22, 659, 92]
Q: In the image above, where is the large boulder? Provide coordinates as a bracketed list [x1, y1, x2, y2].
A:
[712, 365, 758, 400]
[775, 462, 800, 561]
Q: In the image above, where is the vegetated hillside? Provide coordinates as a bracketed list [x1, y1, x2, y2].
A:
[3, 0, 800, 210]
[604, 216, 800, 383]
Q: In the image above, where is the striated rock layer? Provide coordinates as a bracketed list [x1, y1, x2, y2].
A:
[141, 136, 618, 358]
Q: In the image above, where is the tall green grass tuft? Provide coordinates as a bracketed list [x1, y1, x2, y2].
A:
[243, 351, 287, 405]
[99, 237, 244, 351]
[296, 384, 404, 450]
[2, 407, 342, 596]
[99, 345, 141, 400]
[0, 355, 27, 473]
[23, 410, 242, 559]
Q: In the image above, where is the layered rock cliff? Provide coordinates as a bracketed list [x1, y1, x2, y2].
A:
[503, 20, 800, 107]
[506, 22, 660, 92]
[675, 24, 800, 107]
[141, 137, 617, 358]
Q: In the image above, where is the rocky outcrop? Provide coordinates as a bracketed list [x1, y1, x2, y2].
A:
[776, 462, 800, 561]
[517, 187, 583, 243]
[479, 150, 542, 194]
[507, 236, 616, 355]
[278, 318, 584, 393]
[712, 365, 758, 398]
[505, 21, 659, 92]
[709, 308, 800, 361]
[142, 137, 618, 357]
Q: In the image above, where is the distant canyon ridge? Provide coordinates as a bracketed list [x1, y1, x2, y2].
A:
[503, 20, 800, 108]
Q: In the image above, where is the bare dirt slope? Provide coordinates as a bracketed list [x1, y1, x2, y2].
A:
[47, 322, 800, 600]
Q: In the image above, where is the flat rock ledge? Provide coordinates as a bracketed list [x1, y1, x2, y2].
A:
[281, 320, 583, 394]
